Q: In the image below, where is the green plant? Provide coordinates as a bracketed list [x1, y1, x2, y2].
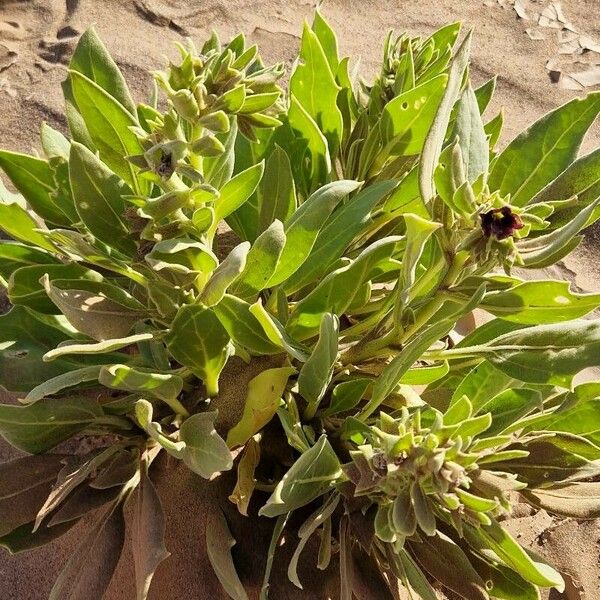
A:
[1, 10, 600, 600]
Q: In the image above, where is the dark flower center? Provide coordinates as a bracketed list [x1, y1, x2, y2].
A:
[480, 206, 523, 240]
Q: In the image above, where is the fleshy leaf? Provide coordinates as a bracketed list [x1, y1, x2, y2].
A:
[227, 367, 296, 448]
[489, 92, 600, 206]
[180, 411, 233, 478]
[259, 435, 342, 517]
[0, 396, 104, 454]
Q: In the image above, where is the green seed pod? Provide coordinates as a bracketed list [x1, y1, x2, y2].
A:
[171, 89, 199, 121]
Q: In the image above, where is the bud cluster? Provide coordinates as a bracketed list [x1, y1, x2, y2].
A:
[343, 402, 525, 546]
[127, 33, 284, 189]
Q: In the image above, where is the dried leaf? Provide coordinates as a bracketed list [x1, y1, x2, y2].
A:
[206, 508, 249, 600]
[229, 437, 260, 516]
[0, 454, 65, 537]
[526, 28, 547, 41]
[514, 0, 529, 21]
[130, 466, 170, 600]
[34, 447, 119, 531]
[570, 68, 600, 88]
[49, 500, 126, 600]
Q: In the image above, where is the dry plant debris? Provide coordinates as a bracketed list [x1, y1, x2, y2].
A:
[486, 0, 600, 90]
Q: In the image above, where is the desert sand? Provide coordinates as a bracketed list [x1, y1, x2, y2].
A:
[1, 0, 599, 598]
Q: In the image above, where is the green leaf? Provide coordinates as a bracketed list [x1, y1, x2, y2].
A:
[474, 76, 496, 114]
[179, 411, 233, 478]
[62, 76, 95, 149]
[0, 306, 96, 393]
[259, 435, 342, 517]
[378, 74, 448, 160]
[474, 320, 600, 387]
[257, 145, 297, 234]
[268, 179, 362, 287]
[8, 264, 102, 314]
[478, 388, 542, 436]
[518, 197, 600, 269]
[0, 204, 56, 253]
[199, 242, 250, 306]
[230, 220, 286, 299]
[41, 122, 70, 161]
[69, 70, 144, 190]
[239, 92, 280, 114]
[213, 295, 284, 355]
[49, 500, 126, 600]
[485, 110, 504, 150]
[320, 379, 371, 417]
[298, 314, 339, 415]
[521, 397, 600, 445]
[472, 557, 539, 600]
[453, 83, 489, 183]
[134, 400, 185, 457]
[41, 275, 143, 341]
[145, 238, 218, 282]
[497, 433, 600, 485]
[400, 361, 449, 385]
[522, 482, 600, 519]
[217, 161, 265, 240]
[410, 533, 489, 600]
[43, 332, 152, 361]
[283, 180, 398, 294]
[395, 549, 438, 600]
[420, 31, 472, 202]
[396, 214, 441, 309]
[287, 96, 330, 192]
[44, 229, 148, 285]
[287, 236, 402, 339]
[227, 367, 296, 448]
[467, 519, 564, 591]
[288, 495, 340, 589]
[312, 9, 339, 72]
[69, 26, 136, 114]
[205, 119, 238, 189]
[481, 280, 600, 324]
[365, 321, 453, 420]
[0, 150, 70, 226]
[206, 508, 249, 600]
[530, 146, 600, 231]
[99, 364, 183, 402]
[130, 466, 170, 600]
[248, 300, 308, 362]
[166, 305, 231, 396]
[489, 92, 600, 206]
[69, 142, 135, 255]
[23, 365, 104, 404]
[290, 23, 343, 156]
[0, 396, 104, 454]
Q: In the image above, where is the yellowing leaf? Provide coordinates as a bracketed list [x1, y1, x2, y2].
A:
[227, 367, 295, 448]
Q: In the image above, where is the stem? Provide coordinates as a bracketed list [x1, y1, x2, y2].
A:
[424, 345, 489, 361]
[162, 396, 190, 417]
[399, 294, 447, 344]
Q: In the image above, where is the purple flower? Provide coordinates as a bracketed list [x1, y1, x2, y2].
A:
[480, 206, 523, 240]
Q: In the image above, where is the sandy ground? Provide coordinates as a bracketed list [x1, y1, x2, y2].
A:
[1, 0, 600, 598]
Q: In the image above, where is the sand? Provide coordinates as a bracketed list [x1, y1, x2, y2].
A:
[1, 0, 599, 598]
